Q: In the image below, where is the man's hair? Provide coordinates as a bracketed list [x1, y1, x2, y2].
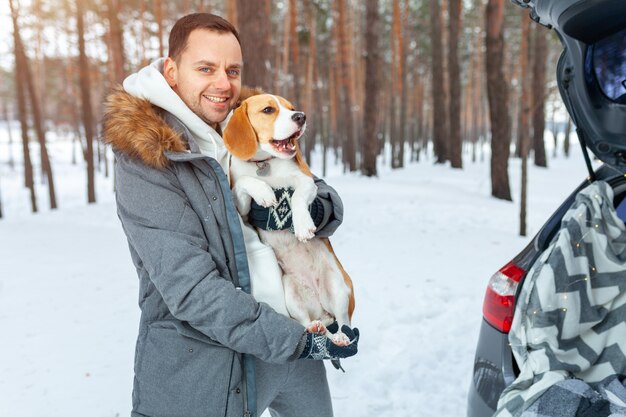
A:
[168, 13, 240, 62]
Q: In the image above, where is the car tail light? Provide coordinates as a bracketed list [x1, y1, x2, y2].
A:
[483, 262, 526, 333]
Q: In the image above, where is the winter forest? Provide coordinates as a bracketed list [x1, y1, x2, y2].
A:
[1, 1, 594, 416]
[0, 0, 571, 235]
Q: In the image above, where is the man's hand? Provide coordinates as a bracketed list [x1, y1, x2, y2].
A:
[298, 325, 359, 360]
[249, 187, 324, 232]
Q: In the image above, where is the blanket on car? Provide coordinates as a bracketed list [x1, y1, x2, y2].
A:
[519, 376, 626, 417]
[495, 181, 626, 417]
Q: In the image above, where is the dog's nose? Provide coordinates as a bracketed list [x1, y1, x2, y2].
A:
[292, 112, 306, 126]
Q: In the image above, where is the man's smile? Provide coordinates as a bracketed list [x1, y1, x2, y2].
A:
[203, 94, 229, 103]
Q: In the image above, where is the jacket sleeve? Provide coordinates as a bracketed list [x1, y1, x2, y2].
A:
[313, 176, 344, 237]
[114, 153, 305, 363]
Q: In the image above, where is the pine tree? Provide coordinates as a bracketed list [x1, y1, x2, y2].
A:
[362, 0, 381, 176]
[448, 0, 463, 168]
[429, 0, 449, 163]
[76, 0, 96, 203]
[486, 0, 512, 200]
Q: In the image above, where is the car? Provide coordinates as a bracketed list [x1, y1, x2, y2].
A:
[467, 165, 626, 416]
[467, 0, 626, 415]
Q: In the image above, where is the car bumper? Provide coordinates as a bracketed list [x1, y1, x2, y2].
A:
[467, 319, 517, 417]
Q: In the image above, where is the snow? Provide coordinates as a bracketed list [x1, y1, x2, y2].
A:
[0, 128, 596, 417]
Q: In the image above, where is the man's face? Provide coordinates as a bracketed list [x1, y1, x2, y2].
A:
[164, 29, 242, 128]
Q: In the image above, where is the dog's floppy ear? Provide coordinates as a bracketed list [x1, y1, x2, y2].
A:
[223, 101, 258, 160]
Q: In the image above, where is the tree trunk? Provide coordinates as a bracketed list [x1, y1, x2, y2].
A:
[139, 0, 148, 67]
[11, 6, 37, 211]
[564, 117, 572, 158]
[237, 0, 271, 90]
[226, 0, 237, 28]
[391, 0, 401, 168]
[448, 0, 463, 168]
[77, 0, 96, 203]
[532, 28, 548, 167]
[106, 0, 126, 85]
[486, 0, 512, 201]
[3, 104, 15, 170]
[362, 0, 380, 176]
[518, 12, 531, 236]
[328, 50, 338, 166]
[464, 41, 474, 161]
[429, 0, 449, 163]
[289, 0, 300, 106]
[303, 2, 319, 165]
[154, 0, 164, 57]
[10, 0, 55, 210]
[279, 1, 291, 97]
[337, 0, 357, 171]
[20, 45, 57, 209]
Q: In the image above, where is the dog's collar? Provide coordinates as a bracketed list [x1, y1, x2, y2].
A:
[247, 156, 273, 177]
[248, 156, 274, 163]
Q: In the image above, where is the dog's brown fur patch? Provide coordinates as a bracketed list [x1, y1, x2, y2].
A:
[321, 238, 355, 320]
[222, 101, 260, 160]
[242, 96, 281, 144]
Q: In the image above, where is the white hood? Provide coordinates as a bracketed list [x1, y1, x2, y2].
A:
[123, 58, 231, 169]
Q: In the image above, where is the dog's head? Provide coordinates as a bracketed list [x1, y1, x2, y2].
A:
[223, 94, 306, 161]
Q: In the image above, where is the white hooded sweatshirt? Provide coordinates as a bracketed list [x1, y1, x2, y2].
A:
[123, 59, 290, 317]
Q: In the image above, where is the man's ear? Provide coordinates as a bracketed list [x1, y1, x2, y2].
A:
[163, 57, 178, 88]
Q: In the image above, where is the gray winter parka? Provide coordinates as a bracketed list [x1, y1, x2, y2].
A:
[102, 89, 344, 417]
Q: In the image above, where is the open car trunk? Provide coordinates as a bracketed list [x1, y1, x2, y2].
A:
[498, 171, 626, 416]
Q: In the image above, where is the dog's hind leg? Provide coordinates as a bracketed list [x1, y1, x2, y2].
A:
[319, 261, 353, 346]
[283, 273, 325, 332]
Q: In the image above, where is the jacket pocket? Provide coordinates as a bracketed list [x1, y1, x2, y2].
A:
[134, 325, 235, 417]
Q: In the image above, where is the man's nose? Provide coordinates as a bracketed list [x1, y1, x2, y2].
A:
[292, 112, 306, 126]
[214, 70, 231, 90]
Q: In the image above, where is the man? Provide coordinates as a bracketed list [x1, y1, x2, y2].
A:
[102, 13, 358, 417]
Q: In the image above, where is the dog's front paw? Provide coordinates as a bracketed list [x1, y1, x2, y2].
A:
[293, 215, 316, 242]
[249, 183, 277, 208]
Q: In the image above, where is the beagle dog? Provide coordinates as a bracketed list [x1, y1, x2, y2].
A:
[223, 94, 355, 345]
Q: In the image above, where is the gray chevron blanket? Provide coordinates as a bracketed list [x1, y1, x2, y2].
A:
[495, 181, 626, 417]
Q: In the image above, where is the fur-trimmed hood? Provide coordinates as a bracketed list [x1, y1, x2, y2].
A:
[103, 88, 189, 169]
[103, 58, 231, 169]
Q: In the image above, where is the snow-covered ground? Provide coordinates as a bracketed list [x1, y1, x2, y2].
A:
[0, 129, 596, 417]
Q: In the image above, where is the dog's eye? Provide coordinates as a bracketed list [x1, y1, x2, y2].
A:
[262, 107, 275, 114]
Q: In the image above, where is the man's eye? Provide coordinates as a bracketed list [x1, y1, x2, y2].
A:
[262, 107, 275, 114]
[227, 69, 240, 77]
[199, 67, 213, 73]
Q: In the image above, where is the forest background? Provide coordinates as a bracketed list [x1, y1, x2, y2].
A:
[1, 0, 572, 236]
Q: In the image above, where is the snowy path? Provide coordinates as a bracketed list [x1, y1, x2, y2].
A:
[0, 138, 591, 416]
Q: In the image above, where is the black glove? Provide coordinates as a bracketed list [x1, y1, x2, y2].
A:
[249, 187, 324, 231]
[298, 326, 359, 360]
